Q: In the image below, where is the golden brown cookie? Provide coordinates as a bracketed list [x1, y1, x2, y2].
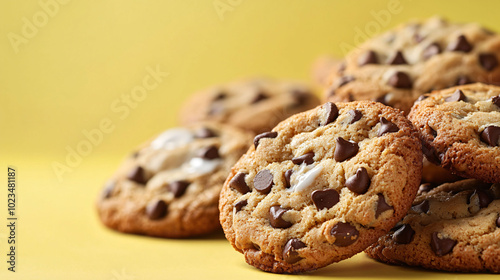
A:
[97, 122, 252, 238]
[219, 101, 422, 273]
[366, 179, 500, 273]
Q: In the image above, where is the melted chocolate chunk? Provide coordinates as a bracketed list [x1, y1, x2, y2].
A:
[417, 183, 435, 195]
[194, 127, 216, 138]
[480, 126, 500, 146]
[376, 194, 393, 218]
[358, 50, 378, 66]
[447, 35, 472, 53]
[213, 92, 227, 101]
[253, 131, 278, 148]
[338, 76, 355, 88]
[254, 169, 274, 194]
[127, 166, 148, 185]
[234, 200, 248, 212]
[492, 95, 500, 107]
[428, 125, 437, 138]
[197, 145, 220, 159]
[169, 180, 190, 198]
[469, 189, 494, 209]
[430, 232, 457, 256]
[252, 92, 269, 104]
[417, 95, 428, 102]
[283, 239, 306, 264]
[412, 199, 430, 213]
[348, 109, 362, 124]
[423, 43, 441, 60]
[346, 167, 370, 194]
[334, 138, 359, 162]
[497, 216, 500, 227]
[393, 224, 415, 244]
[445, 89, 467, 102]
[388, 51, 408, 65]
[292, 152, 315, 165]
[479, 53, 498, 71]
[388, 71, 412, 89]
[321, 102, 339, 126]
[378, 117, 399, 136]
[229, 172, 250, 194]
[269, 206, 292, 228]
[374, 95, 388, 105]
[455, 75, 472, 86]
[284, 169, 293, 189]
[146, 200, 168, 220]
[331, 222, 359, 247]
[311, 189, 340, 210]
[290, 89, 310, 105]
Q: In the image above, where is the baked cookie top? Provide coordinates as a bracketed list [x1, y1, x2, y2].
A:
[408, 83, 500, 183]
[326, 17, 500, 114]
[219, 101, 422, 273]
[366, 179, 500, 273]
[179, 78, 320, 134]
[97, 122, 252, 238]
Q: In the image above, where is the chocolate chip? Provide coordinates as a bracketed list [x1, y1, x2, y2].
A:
[388, 71, 412, 89]
[169, 180, 190, 198]
[455, 75, 472, 86]
[146, 200, 168, 220]
[388, 51, 408, 65]
[493, 95, 500, 107]
[290, 89, 310, 104]
[321, 102, 339, 126]
[331, 222, 359, 247]
[252, 92, 269, 104]
[197, 145, 219, 159]
[213, 92, 227, 101]
[423, 43, 441, 60]
[376, 194, 393, 218]
[194, 127, 216, 138]
[283, 239, 306, 264]
[284, 169, 293, 189]
[445, 89, 467, 102]
[480, 126, 500, 146]
[127, 166, 148, 185]
[253, 131, 278, 148]
[428, 125, 437, 138]
[447, 35, 472, 52]
[497, 216, 500, 227]
[234, 200, 247, 212]
[131, 151, 139, 158]
[469, 189, 494, 209]
[334, 137, 359, 162]
[338, 75, 355, 88]
[412, 200, 430, 213]
[430, 232, 457, 256]
[479, 53, 498, 71]
[269, 206, 292, 228]
[346, 167, 370, 194]
[378, 117, 399, 136]
[292, 152, 315, 165]
[254, 169, 274, 194]
[422, 143, 441, 165]
[417, 95, 428, 102]
[102, 182, 115, 199]
[374, 95, 387, 105]
[418, 183, 435, 195]
[311, 189, 340, 210]
[393, 224, 415, 244]
[348, 110, 362, 124]
[229, 172, 250, 194]
[358, 50, 378, 66]
[414, 33, 424, 43]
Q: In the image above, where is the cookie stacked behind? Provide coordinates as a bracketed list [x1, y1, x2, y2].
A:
[219, 101, 422, 273]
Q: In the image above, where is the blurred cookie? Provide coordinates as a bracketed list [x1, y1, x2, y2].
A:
[326, 17, 500, 114]
[97, 122, 252, 238]
[219, 101, 422, 273]
[311, 55, 344, 89]
[179, 78, 320, 134]
[408, 83, 500, 183]
[366, 179, 500, 273]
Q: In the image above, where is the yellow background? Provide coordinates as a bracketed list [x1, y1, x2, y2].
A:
[1, 1, 499, 279]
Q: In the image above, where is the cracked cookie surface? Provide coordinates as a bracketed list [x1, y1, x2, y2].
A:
[409, 83, 500, 183]
[97, 122, 252, 238]
[366, 179, 500, 273]
[219, 101, 422, 273]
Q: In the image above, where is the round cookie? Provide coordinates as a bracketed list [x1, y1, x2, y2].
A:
[97, 122, 252, 238]
[325, 17, 500, 114]
[408, 83, 500, 183]
[366, 179, 500, 273]
[179, 78, 321, 134]
[219, 101, 422, 273]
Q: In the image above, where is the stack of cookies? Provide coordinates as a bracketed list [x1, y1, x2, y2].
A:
[97, 17, 500, 273]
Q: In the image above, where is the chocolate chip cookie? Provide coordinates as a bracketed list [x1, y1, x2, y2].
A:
[326, 17, 500, 114]
[179, 78, 321, 134]
[366, 179, 500, 273]
[97, 122, 252, 238]
[219, 101, 422, 273]
[408, 83, 500, 183]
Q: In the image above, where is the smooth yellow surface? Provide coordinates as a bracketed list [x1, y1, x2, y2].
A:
[1, 1, 499, 279]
